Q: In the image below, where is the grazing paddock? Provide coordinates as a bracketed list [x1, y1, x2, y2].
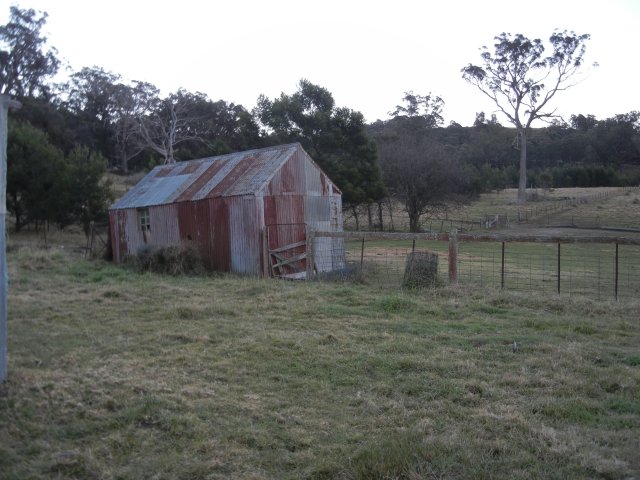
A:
[314, 234, 640, 300]
[1, 247, 639, 479]
[344, 187, 639, 233]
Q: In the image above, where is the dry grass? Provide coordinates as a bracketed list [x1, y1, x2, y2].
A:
[541, 189, 640, 229]
[345, 187, 639, 233]
[1, 247, 639, 479]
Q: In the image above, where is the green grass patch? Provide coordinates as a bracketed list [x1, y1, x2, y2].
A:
[2, 247, 640, 479]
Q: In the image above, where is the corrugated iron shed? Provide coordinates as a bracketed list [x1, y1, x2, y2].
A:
[111, 143, 337, 210]
[109, 143, 344, 277]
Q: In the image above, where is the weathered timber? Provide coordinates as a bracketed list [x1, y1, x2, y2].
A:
[269, 240, 306, 254]
[271, 252, 306, 270]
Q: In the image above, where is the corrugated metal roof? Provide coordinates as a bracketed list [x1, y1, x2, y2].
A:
[111, 143, 306, 210]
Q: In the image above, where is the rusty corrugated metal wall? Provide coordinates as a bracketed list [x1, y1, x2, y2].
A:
[109, 204, 180, 263]
[109, 143, 343, 276]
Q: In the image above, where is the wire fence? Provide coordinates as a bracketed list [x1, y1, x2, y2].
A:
[308, 231, 640, 301]
[425, 188, 638, 232]
[344, 187, 638, 233]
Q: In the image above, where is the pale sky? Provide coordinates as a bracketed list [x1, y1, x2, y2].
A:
[3, 0, 639, 126]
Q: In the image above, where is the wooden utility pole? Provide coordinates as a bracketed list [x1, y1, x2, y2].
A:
[1, 94, 21, 383]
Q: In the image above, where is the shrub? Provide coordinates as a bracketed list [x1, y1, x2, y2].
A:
[125, 243, 205, 276]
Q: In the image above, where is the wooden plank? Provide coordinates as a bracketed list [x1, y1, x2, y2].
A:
[271, 252, 306, 270]
[280, 272, 306, 280]
[270, 251, 286, 276]
[269, 240, 306, 254]
[306, 232, 314, 279]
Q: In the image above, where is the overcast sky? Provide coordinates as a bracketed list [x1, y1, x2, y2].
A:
[4, 0, 639, 126]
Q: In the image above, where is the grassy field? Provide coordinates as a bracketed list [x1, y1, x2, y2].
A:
[339, 237, 640, 300]
[344, 187, 640, 232]
[1, 246, 639, 479]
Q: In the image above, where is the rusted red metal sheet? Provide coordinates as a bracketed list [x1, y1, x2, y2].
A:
[265, 150, 299, 195]
[207, 154, 257, 197]
[180, 162, 200, 175]
[116, 210, 128, 262]
[177, 200, 212, 268]
[154, 166, 174, 178]
[176, 160, 228, 202]
[264, 195, 306, 274]
[227, 196, 262, 275]
[208, 198, 231, 271]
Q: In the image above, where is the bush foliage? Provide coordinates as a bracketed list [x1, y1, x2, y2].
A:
[125, 243, 205, 276]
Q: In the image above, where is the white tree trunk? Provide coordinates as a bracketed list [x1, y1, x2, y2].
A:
[518, 129, 527, 203]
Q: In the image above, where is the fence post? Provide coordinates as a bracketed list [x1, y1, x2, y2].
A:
[360, 237, 365, 269]
[449, 229, 458, 286]
[615, 242, 619, 300]
[501, 241, 505, 289]
[306, 230, 315, 280]
[557, 243, 561, 294]
[262, 227, 270, 278]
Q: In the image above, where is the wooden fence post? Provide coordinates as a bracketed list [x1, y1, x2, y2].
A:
[306, 230, 315, 280]
[557, 243, 561, 294]
[448, 229, 458, 286]
[615, 243, 619, 300]
[262, 227, 270, 278]
[501, 241, 505, 289]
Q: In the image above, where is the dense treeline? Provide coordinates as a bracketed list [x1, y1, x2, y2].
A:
[1, 7, 387, 232]
[416, 112, 640, 189]
[369, 99, 639, 230]
[1, 6, 638, 234]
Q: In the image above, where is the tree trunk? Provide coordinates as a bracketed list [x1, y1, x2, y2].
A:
[351, 206, 360, 231]
[366, 204, 373, 230]
[407, 205, 420, 233]
[120, 146, 129, 174]
[377, 201, 384, 232]
[518, 129, 527, 203]
[12, 198, 22, 233]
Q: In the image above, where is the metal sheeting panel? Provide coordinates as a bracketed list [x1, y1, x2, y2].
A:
[264, 195, 305, 227]
[304, 195, 331, 223]
[222, 148, 291, 197]
[228, 196, 262, 275]
[175, 198, 233, 272]
[304, 156, 325, 195]
[209, 198, 232, 272]
[177, 200, 215, 269]
[264, 149, 301, 196]
[175, 160, 227, 202]
[149, 204, 180, 248]
[207, 154, 260, 197]
[112, 175, 190, 209]
[109, 205, 180, 262]
[267, 149, 304, 195]
[110, 143, 315, 210]
[304, 195, 344, 272]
